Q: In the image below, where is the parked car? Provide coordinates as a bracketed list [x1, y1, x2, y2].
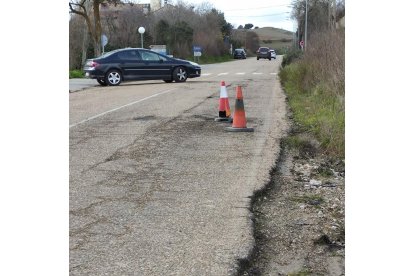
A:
[233, 48, 246, 59]
[269, 49, 276, 59]
[256, 47, 271, 61]
[83, 48, 201, 86]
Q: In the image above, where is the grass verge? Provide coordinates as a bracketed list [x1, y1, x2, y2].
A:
[196, 54, 234, 64]
[279, 31, 344, 159]
[69, 70, 84, 79]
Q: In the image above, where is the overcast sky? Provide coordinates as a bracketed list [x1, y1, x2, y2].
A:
[144, 0, 295, 31]
[185, 0, 294, 31]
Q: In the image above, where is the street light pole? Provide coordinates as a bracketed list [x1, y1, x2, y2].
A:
[138, 26, 145, 48]
[304, 0, 308, 51]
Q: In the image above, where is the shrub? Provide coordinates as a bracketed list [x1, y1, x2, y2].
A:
[69, 70, 84, 79]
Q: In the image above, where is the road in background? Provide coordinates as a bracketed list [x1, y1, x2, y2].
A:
[70, 57, 288, 275]
[69, 78, 99, 92]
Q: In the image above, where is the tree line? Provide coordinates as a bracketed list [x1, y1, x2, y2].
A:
[69, 0, 260, 70]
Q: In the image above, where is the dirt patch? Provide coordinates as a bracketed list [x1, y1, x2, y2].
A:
[237, 132, 345, 276]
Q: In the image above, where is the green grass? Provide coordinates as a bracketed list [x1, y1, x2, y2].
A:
[280, 61, 344, 158]
[69, 69, 84, 79]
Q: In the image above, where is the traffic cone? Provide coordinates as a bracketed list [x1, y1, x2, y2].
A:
[214, 81, 232, 122]
[225, 86, 254, 132]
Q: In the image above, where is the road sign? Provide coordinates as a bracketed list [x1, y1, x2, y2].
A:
[150, 45, 167, 55]
[193, 46, 202, 52]
[193, 46, 202, 57]
[299, 40, 304, 46]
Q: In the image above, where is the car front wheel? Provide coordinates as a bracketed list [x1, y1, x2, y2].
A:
[105, 70, 122, 86]
[173, 67, 187, 82]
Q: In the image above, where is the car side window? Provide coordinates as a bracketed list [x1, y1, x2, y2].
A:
[140, 51, 166, 62]
[117, 50, 142, 61]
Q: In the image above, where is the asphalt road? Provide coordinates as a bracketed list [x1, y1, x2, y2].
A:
[69, 57, 288, 275]
[69, 78, 99, 92]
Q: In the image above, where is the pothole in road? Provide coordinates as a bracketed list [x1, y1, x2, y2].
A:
[193, 114, 214, 121]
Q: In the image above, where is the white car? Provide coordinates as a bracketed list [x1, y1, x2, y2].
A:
[269, 49, 276, 59]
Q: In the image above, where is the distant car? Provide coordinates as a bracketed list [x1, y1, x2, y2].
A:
[269, 49, 276, 59]
[233, 48, 246, 59]
[83, 48, 201, 86]
[256, 47, 271, 61]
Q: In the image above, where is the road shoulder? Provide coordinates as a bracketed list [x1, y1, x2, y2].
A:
[238, 129, 345, 276]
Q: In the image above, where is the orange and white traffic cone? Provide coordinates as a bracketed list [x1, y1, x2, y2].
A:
[214, 81, 232, 122]
[225, 85, 254, 132]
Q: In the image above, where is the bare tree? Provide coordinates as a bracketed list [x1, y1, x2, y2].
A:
[101, 4, 149, 49]
[69, 0, 121, 57]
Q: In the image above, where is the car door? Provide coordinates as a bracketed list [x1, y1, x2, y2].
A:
[116, 49, 142, 79]
[137, 50, 171, 79]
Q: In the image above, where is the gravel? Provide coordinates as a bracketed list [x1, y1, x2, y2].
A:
[237, 139, 345, 276]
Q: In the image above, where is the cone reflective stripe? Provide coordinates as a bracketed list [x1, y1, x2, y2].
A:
[215, 81, 232, 122]
[225, 86, 254, 132]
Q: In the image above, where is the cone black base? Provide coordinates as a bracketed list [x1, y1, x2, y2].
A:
[225, 126, 254, 132]
[214, 117, 233, 122]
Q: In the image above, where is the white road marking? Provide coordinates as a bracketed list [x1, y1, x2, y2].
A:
[201, 73, 212, 76]
[270, 73, 277, 75]
[236, 72, 246, 75]
[69, 88, 177, 129]
[253, 72, 263, 75]
[217, 72, 229, 76]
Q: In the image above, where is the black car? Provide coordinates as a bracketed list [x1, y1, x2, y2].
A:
[256, 47, 271, 61]
[83, 48, 201, 86]
[233, 48, 246, 59]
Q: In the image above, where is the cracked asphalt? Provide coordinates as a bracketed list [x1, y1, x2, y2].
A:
[69, 57, 288, 275]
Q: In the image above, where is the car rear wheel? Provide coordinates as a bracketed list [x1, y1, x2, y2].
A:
[173, 67, 187, 82]
[105, 69, 122, 86]
[97, 78, 107, 86]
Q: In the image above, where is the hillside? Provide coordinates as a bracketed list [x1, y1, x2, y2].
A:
[234, 27, 294, 52]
